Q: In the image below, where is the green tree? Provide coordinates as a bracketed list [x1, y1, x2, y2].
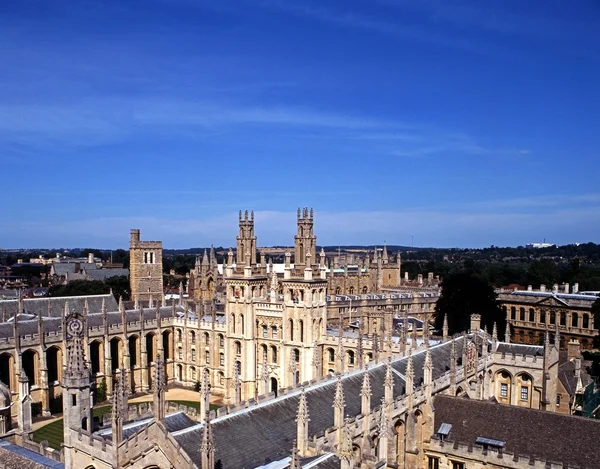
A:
[104, 276, 130, 301]
[527, 259, 559, 287]
[49, 280, 109, 297]
[434, 271, 506, 339]
[95, 377, 108, 403]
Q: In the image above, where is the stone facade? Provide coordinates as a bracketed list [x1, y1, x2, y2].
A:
[129, 229, 164, 304]
[500, 288, 597, 349]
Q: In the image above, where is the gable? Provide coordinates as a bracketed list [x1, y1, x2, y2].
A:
[119, 421, 197, 469]
[534, 295, 569, 308]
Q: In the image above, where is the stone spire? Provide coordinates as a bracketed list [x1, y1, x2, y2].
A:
[377, 397, 391, 454]
[311, 343, 321, 378]
[339, 418, 354, 468]
[202, 249, 209, 268]
[554, 323, 560, 350]
[200, 412, 215, 469]
[210, 244, 216, 266]
[199, 366, 210, 419]
[66, 331, 87, 379]
[153, 354, 166, 421]
[269, 269, 279, 303]
[333, 376, 345, 429]
[405, 354, 414, 409]
[178, 281, 184, 306]
[296, 387, 310, 456]
[384, 358, 394, 405]
[17, 370, 32, 436]
[424, 347, 433, 398]
[442, 313, 448, 342]
[231, 361, 241, 405]
[290, 441, 301, 469]
[450, 339, 457, 394]
[382, 243, 388, 263]
[505, 322, 511, 344]
[360, 365, 371, 416]
[111, 367, 128, 445]
[492, 322, 498, 350]
[423, 309, 430, 348]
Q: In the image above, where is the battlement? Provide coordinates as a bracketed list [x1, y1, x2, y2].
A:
[427, 438, 570, 469]
[297, 207, 314, 221]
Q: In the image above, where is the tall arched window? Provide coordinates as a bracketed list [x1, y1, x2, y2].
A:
[572, 312, 579, 328]
[583, 314, 590, 329]
[240, 314, 245, 334]
[235, 341, 242, 355]
[529, 308, 535, 322]
[328, 348, 335, 363]
[261, 345, 268, 363]
[299, 320, 304, 342]
[271, 346, 278, 363]
[288, 319, 294, 341]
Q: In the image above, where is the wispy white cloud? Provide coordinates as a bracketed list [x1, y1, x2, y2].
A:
[257, 0, 490, 54]
[4, 195, 600, 249]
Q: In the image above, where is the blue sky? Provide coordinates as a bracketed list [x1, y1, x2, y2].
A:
[1, 0, 599, 249]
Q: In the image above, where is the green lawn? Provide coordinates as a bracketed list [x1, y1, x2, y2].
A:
[32, 401, 218, 450]
[170, 400, 220, 411]
[32, 406, 111, 450]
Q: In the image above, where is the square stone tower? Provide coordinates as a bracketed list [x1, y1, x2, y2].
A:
[129, 229, 164, 304]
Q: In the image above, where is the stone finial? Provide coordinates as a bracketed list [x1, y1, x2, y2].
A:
[384, 357, 394, 398]
[492, 322, 498, 344]
[333, 376, 345, 412]
[339, 418, 354, 462]
[202, 249, 209, 266]
[505, 322, 511, 344]
[311, 343, 321, 373]
[405, 354, 414, 393]
[361, 365, 371, 399]
[153, 354, 167, 421]
[296, 387, 309, 425]
[554, 323, 560, 350]
[424, 347, 433, 395]
[290, 441, 301, 469]
[378, 397, 390, 437]
[442, 313, 448, 342]
[200, 412, 215, 469]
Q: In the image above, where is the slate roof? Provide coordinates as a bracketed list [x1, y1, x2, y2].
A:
[98, 411, 196, 441]
[173, 338, 465, 469]
[0, 294, 118, 318]
[433, 395, 600, 469]
[0, 441, 64, 468]
[85, 269, 129, 281]
[51, 262, 98, 276]
[0, 305, 185, 339]
[558, 351, 593, 397]
[496, 342, 543, 357]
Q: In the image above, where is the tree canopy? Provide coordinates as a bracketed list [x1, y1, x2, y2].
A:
[434, 271, 506, 339]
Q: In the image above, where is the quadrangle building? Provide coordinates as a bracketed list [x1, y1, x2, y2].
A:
[0, 208, 597, 469]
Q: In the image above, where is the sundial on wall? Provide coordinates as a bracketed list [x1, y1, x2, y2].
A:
[66, 312, 84, 339]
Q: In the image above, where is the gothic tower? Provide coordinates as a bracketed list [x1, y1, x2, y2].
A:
[236, 210, 257, 265]
[129, 229, 164, 304]
[62, 311, 94, 469]
[294, 208, 316, 267]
